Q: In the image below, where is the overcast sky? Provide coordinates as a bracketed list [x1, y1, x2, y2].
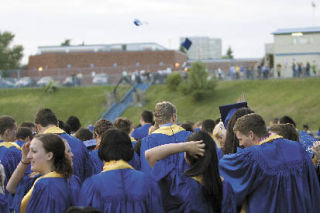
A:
[1, 0, 319, 64]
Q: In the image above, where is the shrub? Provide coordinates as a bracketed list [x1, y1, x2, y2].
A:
[179, 62, 217, 101]
[166, 73, 183, 91]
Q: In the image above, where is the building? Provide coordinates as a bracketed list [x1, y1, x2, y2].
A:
[269, 27, 320, 77]
[180, 37, 222, 60]
[26, 43, 187, 84]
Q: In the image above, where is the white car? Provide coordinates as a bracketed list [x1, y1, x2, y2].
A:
[37, 76, 54, 87]
[16, 77, 35, 87]
[92, 73, 108, 85]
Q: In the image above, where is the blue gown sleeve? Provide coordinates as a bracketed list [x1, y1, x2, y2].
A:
[148, 177, 164, 213]
[219, 150, 264, 206]
[69, 175, 81, 205]
[221, 180, 237, 213]
[89, 150, 103, 174]
[26, 179, 71, 213]
[151, 154, 176, 181]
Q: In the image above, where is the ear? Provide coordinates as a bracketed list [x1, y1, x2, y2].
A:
[249, 130, 255, 140]
[3, 129, 10, 137]
[46, 152, 54, 161]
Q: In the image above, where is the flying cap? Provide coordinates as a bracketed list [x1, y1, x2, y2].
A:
[181, 38, 192, 50]
[133, 19, 143, 26]
[219, 102, 248, 128]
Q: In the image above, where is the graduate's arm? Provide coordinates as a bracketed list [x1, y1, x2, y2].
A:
[145, 140, 205, 168]
[6, 142, 30, 194]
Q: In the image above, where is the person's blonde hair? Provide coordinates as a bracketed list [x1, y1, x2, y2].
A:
[154, 101, 176, 125]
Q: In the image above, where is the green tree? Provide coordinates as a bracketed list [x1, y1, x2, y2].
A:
[179, 61, 217, 101]
[61, 39, 71, 46]
[222, 46, 234, 59]
[166, 72, 183, 91]
[0, 31, 24, 76]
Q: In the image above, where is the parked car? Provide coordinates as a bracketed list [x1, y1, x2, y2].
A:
[62, 76, 74, 87]
[16, 77, 35, 87]
[36, 76, 54, 87]
[92, 73, 108, 85]
[0, 78, 16, 88]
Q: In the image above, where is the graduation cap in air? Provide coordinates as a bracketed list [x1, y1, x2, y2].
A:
[133, 19, 143, 26]
[219, 102, 248, 128]
[181, 38, 192, 50]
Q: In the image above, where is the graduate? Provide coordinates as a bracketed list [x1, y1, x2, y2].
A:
[0, 164, 9, 213]
[140, 101, 192, 174]
[146, 131, 236, 213]
[78, 129, 163, 213]
[219, 113, 320, 212]
[34, 108, 94, 182]
[18, 134, 74, 213]
[0, 116, 22, 184]
[15, 127, 33, 148]
[130, 110, 153, 141]
[7, 137, 80, 213]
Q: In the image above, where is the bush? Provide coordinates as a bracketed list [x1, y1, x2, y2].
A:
[44, 80, 59, 93]
[179, 62, 217, 101]
[166, 73, 183, 91]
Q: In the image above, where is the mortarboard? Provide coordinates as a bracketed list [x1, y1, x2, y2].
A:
[133, 19, 143, 26]
[181, 38, 192, 50]
[219, 102, 248, 128]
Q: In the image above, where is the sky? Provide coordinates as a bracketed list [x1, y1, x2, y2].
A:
[1, 0, 319, 64]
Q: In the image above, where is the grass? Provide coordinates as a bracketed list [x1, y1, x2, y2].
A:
[122, 78, 320, 130]
[1, 78, 319, 130]
[0, 85, 130, 126]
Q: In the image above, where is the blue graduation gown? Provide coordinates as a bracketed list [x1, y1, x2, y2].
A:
[140, 124, 192, 175]
[219, 137, 320, 213]
[131, 124, 152, 140]
[78, 167, 163, 212]
[15, 140, 24, 148]
[0, 141, 22, 184]
[0, 193, 9, 213]
[299, 130, 318, 158]
[90, 149, 141, 174]
[152, 152, 236, 213]
[12, 174, 80, 213]
[24, 177, 72, 213]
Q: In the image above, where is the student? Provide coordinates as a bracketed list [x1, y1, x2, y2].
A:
[34, 108, 94, 182]
[78, 129, 163, 213]
[19, 134, 74, 213]
[15, 127, 33, 148]
[0, 116, 22, 184]
[74, 128, 93, 142]
[145, 131, 236, 212]
[140, 101, 192, 174]
[0, 163, 9, 213]
[131, 110, 153, 141]
[220, 113, 320, 212]
[7, 136, 80, 213]
[66, 116, 81, 134]
[269, 123, 299, 142]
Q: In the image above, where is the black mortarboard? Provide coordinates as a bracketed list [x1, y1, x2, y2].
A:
[219, 102, 248, 128]
[181, 38, 192, 50]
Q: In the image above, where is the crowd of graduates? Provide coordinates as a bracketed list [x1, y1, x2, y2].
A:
[0, 101, 320, 213]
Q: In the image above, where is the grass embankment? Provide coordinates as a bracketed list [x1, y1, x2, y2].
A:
[123, 78, 320, 130]
[0, 85, 130, 126]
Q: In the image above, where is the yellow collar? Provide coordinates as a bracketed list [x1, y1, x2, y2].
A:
[0, 141, 22, 150]
[152, 124, 185, 136]
[192, 176, 224, 185]
[43, 126, 65, 134]
[258, 134, 282, 145]
[102, 160, 133, 172]
[20, 171, 63, 213]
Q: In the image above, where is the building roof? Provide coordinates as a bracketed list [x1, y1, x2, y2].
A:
[272, 26, 320, 35]
[37, 42, 168, 54]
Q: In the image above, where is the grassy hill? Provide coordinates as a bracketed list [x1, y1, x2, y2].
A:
[0, 85, 129, 126]
[123, 78, 320, 130]
[0, 78, 319, 130]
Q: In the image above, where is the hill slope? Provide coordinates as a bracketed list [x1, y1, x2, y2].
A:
[123, 78, 320, 130]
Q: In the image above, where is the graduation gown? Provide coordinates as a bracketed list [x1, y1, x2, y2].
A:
[78, 160, 163, 213]
[219, 135, 320, 213]
[20, 172, 72, 213]
[12, 173, 80, 213]
[43, 127, 94, 181]
[131, 124, 152, 140]
[140, 124, 192, 175]
[152, 152, 236, 213]
[0, 193, 9, 213]
[299, 130, 318, 158]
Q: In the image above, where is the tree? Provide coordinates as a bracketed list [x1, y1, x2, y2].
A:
[0, 31, 24, 74]
[61, 39, 71, 46]
[179, 61, 217, 101]
[222, 46, 234, 59]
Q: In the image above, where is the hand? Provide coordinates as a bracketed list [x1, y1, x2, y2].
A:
[21, 141, 31, 164]
[186, 140, 205, 158]
[312, 141, 320, 163]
